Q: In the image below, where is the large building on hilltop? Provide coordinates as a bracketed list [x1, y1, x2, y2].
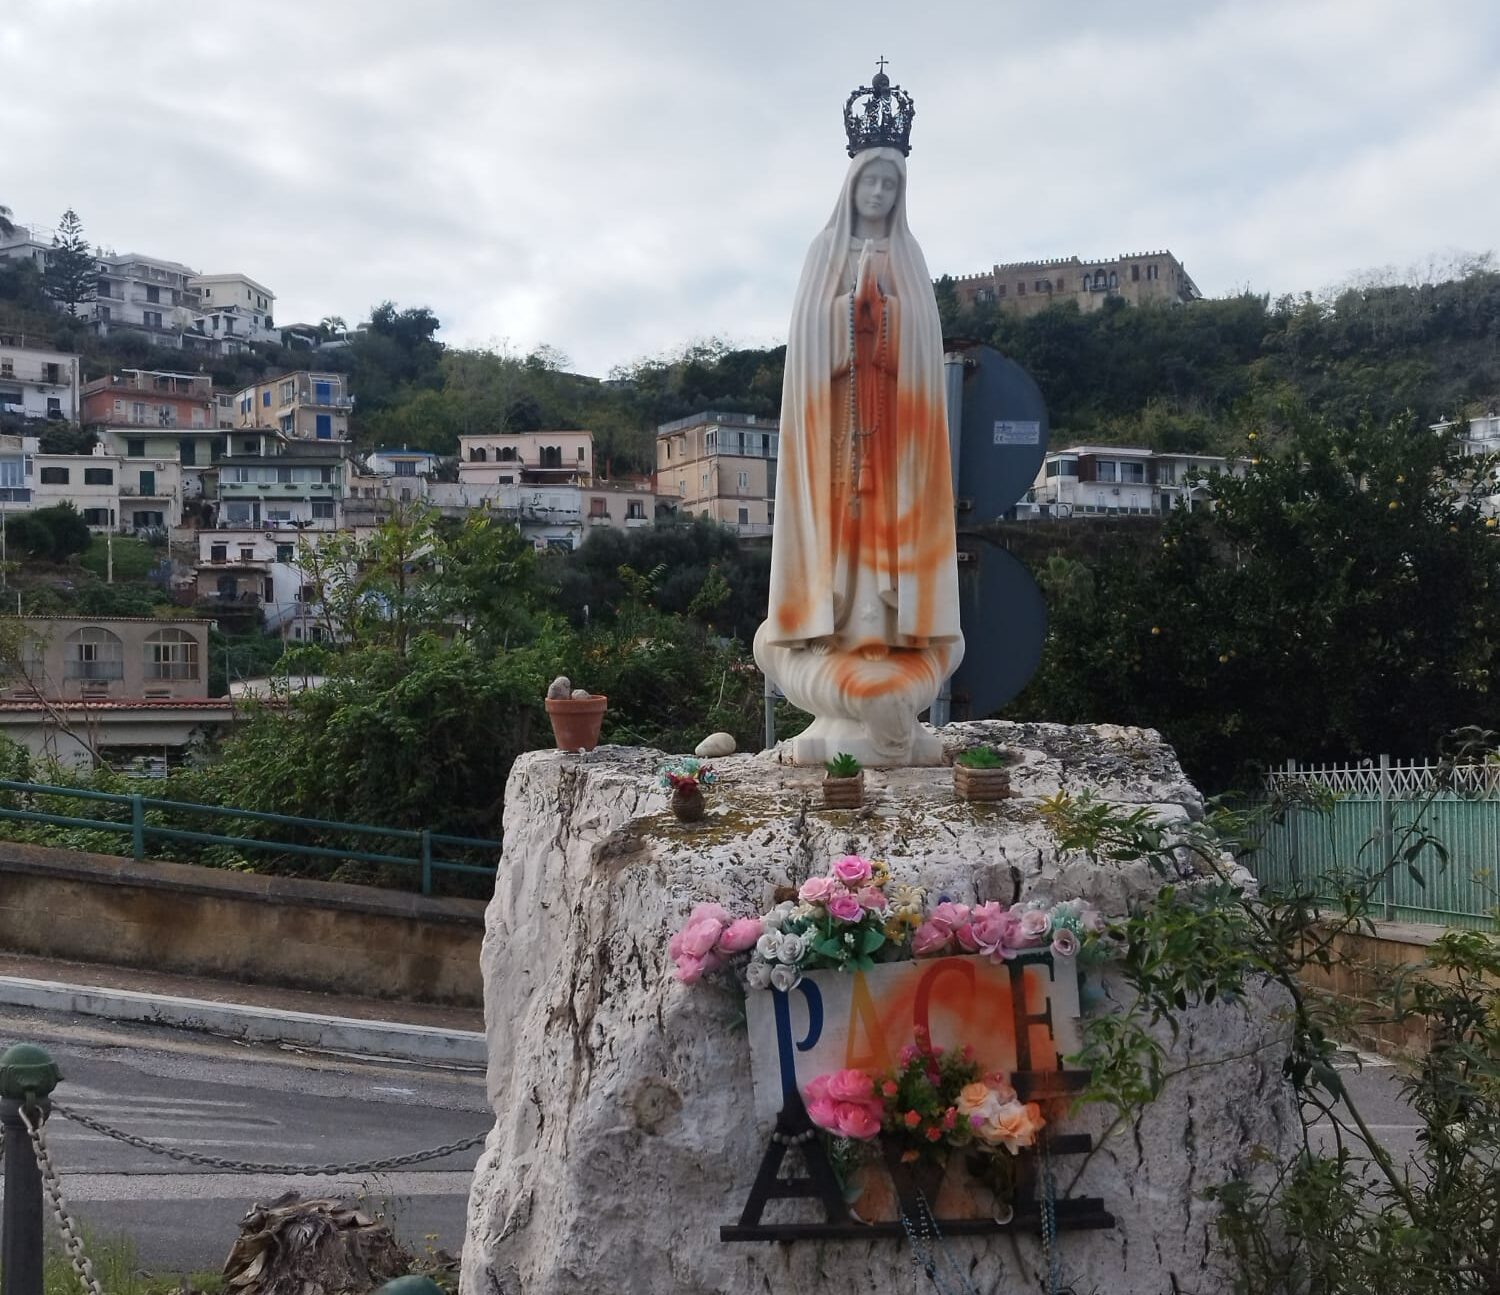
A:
[946, 250, 1200, 318]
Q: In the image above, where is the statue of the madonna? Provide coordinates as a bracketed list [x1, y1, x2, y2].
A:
[754, 67, 963, 766]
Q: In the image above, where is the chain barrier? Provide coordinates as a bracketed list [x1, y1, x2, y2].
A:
[899, 1195, 980, 1295]
[51, 1101, 486, 1176]
[22, 1104, 107, 1295]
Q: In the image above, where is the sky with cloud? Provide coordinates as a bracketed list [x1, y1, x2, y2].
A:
[5, 0, 1498, 376]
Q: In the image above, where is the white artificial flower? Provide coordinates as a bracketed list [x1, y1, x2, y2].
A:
[745, 959, 773, 990]
[778, 933, 808, 964]
[756, 932, 781, 960]
[769, 963, 801, 993]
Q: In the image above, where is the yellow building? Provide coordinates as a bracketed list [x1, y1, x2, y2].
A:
[947, 250, 1199, 317]
[233, 371, 352, 442]
[655, 411, 779, 536]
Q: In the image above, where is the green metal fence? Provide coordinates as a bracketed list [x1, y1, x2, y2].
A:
[1247, 758, 1498, 931]
[0, 778, 501, 896]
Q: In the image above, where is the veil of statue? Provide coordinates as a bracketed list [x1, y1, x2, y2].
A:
[754, 67, 964, 767]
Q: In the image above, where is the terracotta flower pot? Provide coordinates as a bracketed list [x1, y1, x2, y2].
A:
[670, 784, 705, 822]
[545, 694, 607, 751]
[822, 771, 864, 810]
[953, 765, 1011, 802]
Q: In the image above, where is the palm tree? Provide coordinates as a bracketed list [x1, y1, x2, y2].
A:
[0, 205, 16, 240]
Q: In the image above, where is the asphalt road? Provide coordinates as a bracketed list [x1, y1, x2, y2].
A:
[0, 1005, 491, 1275]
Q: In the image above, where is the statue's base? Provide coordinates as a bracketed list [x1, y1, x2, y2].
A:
[780, 717, 944, 768]
[753, 623, 962, 767]
[462, 722, 1297, 1295]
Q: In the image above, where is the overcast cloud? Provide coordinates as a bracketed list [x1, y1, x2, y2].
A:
[5, 0, 1498, 375]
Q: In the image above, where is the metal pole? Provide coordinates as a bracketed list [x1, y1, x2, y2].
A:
[420, 829, 433, 897]
[1380, 754, 1395, 921]
[131, 792, 145, 860]
[0, 1044, 62, 1295]
[763, 677, 776, 753]
[932, 351, 967, 730]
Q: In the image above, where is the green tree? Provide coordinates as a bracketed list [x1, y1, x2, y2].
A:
[1012, 413, 1500, 788]
[0, 205, 15, 239]
[43, 209, 96, 317]
[4, 503, 91, 561]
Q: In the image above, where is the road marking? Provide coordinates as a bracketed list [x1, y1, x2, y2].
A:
[65, 1087, 251, 1107]
[370, 1086, 419, 1098]
[48, 1132, 320, 1151]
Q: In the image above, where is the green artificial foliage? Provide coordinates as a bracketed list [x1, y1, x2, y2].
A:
[825, 752, 862, 778]
[955, 745, 1013, 769]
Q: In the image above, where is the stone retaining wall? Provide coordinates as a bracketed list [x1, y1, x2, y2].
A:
[0, 840, 486, 1006]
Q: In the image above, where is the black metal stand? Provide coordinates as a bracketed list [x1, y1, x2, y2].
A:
[720, 1071, 1115, 1243]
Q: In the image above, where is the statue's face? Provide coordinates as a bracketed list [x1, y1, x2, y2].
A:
[853, 159, 901, 224]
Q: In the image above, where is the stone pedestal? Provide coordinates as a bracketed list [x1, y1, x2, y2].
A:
[461, 722, 1297, 1295]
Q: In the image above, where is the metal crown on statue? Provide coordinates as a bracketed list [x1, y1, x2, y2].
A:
[844, 62, 915, 156]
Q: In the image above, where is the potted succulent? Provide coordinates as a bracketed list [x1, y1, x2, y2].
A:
[659, 758, 718, 823]
[953, 745, 1018, 802]
[544, 676, 607, 752]
[822, 752, 864, 809]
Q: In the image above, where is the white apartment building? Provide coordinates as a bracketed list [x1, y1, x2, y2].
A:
[31, 450, 123, 530]
[427, 478, 654, 550]
[188, 273, 276, 346]
[194, 528, 340, 640]
[88, 253, 200, 346]
[1022, 445, 1244, 518]
[0, 227, 55, 275]
[0, 338, 81, 423]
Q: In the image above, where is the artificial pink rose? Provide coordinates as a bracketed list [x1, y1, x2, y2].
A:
[1050, 928, 1080, 958]
[828, 893, 864, 923]
[1018, 908, 1052, 942]
[673, 950, 721, 984]
[825, 1069, 876, 1103]
[798, 875, 837, 903]
[856, 886, 888, 912]
[832, 855, 873, 884]
[836, 1102, 883, 1140]
[928, 900, 971, 933]
[804, 1074, 831, 1103]
[717, 916, 764, 953]
[677, 915, 726, 959]
[968, 902, 1020, 960]
[953, 922, 980, 953]
[805, 1096, 842, 1132]
[911, 921, 953, 958]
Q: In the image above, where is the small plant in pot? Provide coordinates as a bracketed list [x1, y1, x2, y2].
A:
[822, 752, 865, 809]
[659, 758, 718, 823]
[544, 676, 607, 752]
[953, 745, 1018, 802]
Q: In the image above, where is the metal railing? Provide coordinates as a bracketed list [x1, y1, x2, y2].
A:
[1245, 756, 1499, 930]
[0, 778, 500, 896]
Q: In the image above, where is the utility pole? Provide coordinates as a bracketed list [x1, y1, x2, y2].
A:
[106, 521, 113, 584]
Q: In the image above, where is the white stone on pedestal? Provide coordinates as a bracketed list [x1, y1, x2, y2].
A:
[461, 721, 1297, 1295]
